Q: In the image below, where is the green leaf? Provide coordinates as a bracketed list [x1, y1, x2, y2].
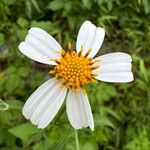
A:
[5, 66, 16, 74]
[95, 116, 115, 129]
[0, 33, 5, 46]
[139, 59, 148, 82]
[50, 136, 67, 150]
[0, 99, 9, 111]
[5, 75, 22, 92]
[16, 29, 28, 40]
[30, 0, 42, 13]
[47, 0, 64, 11]
[80, 142, 98, 150]
[82, 0, 92, 9]
[96, 83, 117, 103]
[67, 16, 77, 30]
[18, 67, 29, 77]
[124, 129, 150, 150]
[7, 100, 23, 110]
[107, 1, 113, 11]
[25, 0, 32, 18]
[2, 0, 16, 5]
[0, 111, 12, 124]
[104, 107, 121, 120]
[142, 0, 150, 14]
[31, 21, 52, 31]
[8, 123, 43, 142]
[17, 17, 29, 28]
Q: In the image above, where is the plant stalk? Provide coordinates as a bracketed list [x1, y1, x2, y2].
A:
[74, 130, 80, 150]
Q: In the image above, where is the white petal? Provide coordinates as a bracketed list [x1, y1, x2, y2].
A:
[76, 21, 92, 52]
[22, 78, 67, 128]
[66, 90, 94, 131]
[30, 81, 61, 125]
[94, 52, 132, 65]
[22, 78, 56, 119]
[93, 63, 132, 74]
[76, 21, 105, 57]
[82, 24, 96, 56]
[18, 27, 62, 65]
[19, 42, 55, 65]
[95, 72, 134, 83]
[25, 34, 60, 59]
[29, 27, 62, 52]
[37, 86, 67, 129]
[93, 52, 133, 83]
[88, 27, 105, 57]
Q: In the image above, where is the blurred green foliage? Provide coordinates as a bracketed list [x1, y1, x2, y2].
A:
[0, 0, 150, 149]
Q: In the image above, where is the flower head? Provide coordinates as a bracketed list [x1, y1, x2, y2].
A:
[50, 47, 98, 91]
[19, 21, 133, 130]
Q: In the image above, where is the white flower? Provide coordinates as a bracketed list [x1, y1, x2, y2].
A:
[18, 21, 133, 131]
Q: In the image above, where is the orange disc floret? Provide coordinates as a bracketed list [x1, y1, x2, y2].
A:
[50, 49, 98, 91]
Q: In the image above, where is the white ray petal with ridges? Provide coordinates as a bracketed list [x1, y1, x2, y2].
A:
[93, 63, 132, 74]
[30, 81, 61, 125]
[22, 78, 67, 128]
[82, 23, 96, 55]
[95, 72, 134, 83]
[25, 34, 60, 59]
[94, 52, 132, 65]
[29, 27, 62, 52]
[89, 27, 105, 57]
[93, 52, 133, 83]
[76, 21, 105, 57]
[66, 90, 94, 131]
[38, 86, 67, 129]
[76, 21, 92, 52]
[19, 42, 55, 65]
[18, 27, 62, 65]
[22, 78, 56, 119]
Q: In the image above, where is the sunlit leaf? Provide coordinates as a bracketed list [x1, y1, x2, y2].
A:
[8, 123, 43, 142]
[50, 136, 67, 150]
[47, 0, 64, 11]
[0, 99, 9, 111]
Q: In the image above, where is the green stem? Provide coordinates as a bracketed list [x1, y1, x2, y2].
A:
[74, 130, 80, 150]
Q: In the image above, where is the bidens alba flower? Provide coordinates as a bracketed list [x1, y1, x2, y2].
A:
[19, 21, 133, 131]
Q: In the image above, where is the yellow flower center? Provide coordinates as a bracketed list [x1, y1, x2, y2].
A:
[49, 45, 99, 91]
